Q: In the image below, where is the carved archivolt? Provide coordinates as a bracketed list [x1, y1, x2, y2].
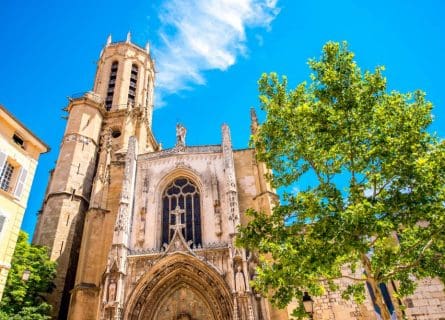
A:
[125, 253, 233, 320]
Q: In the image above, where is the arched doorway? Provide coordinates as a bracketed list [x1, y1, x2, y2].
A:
[125, 253, 233, 320]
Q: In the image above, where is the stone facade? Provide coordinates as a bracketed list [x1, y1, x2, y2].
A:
[33, 37, 445, 320]
[0, 105, 48, 301]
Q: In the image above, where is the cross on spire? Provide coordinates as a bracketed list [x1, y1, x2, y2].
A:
[170, 205, 185, 232]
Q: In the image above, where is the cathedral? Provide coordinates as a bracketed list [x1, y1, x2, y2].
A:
[32, 35, 285, 320]
[33, 36, 445, 320]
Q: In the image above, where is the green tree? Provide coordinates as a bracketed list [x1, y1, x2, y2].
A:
[0, 231, 56, 320]
[238, 42, 445, 319]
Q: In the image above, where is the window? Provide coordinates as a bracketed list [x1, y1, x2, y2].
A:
[0, 214, 5, 237]
[0, 210, 7, 245]
[0, 151, 27, 198]
[128, 64, 138, 106]
[111, 129, 121, 138]
[106, 61, 119, 111]
[0, 162, 14, 191]
[13, 134, 25, 148]
[162, 177, 201, 247]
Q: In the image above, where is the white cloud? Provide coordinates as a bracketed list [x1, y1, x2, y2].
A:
[153, 0, 280, 105]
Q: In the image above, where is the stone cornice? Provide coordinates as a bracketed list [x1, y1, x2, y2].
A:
[70, 282, 100, 294]
[138, 145, 222, 161]
[45, 191, 90, 205]
[253, 190, 279, 202]
[62, 133, 98, 148]
[67, 92, 106, 116]
[128, 242, 229, 257]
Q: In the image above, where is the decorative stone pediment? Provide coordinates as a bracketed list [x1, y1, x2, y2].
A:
[164, 229, 194, 255]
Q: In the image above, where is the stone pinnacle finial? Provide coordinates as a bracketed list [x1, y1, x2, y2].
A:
[222, 123, 232, 149]
[145, 42, 150, 54]
[106, 34, 112, 46]
[126, 31, 131, 43]
[250, 108, 258, 135]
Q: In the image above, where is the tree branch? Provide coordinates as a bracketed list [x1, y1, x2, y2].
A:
[383, 238, 434, 279]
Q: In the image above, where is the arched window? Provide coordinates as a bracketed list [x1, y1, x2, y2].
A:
[162, 177, 201, 247]
[106, 61, 118, 111]
[128, 64, 138, 106]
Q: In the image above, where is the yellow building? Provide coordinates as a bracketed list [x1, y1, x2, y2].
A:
[0, 105, 49, 300]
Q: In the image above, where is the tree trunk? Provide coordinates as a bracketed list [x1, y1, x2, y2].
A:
[361, 254, 392, 320]
[388, 280, 407, 320]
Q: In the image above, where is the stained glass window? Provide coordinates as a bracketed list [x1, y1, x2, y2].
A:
[162, 177, 201, 247]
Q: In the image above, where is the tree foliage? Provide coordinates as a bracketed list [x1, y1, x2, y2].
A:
[0, 231, 56, 320]
[238, 41, 445, 319]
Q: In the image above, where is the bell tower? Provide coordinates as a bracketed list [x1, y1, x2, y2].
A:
[93, 32, 156, 152]
[33, 34, 158, 319]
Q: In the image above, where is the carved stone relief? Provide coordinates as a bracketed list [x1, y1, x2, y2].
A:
[235, 265, 246, 293]
[151, 285, 214, 320]
[126, 257, 233, 320]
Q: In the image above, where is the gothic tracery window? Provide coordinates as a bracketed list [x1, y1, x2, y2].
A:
[162, 177, 201, 247]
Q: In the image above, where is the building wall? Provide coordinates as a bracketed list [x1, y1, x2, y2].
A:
[403, 278, 445, 320]
[0, 106, 48, 301]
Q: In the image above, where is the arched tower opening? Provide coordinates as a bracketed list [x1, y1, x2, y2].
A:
[105, 60, 119, 110]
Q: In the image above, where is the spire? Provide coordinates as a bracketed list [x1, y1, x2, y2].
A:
[250, 108, 258, 135]
[126, 31, 131, 43]
[145, 42, 150, 54]
[106, 34, 112, 46]
[222, 123, 232, 150]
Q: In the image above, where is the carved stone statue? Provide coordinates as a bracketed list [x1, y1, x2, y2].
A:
[108, 278, 117, 302]
[176, 123, 187, 147]
[235, 265, 246, 293]
[137, 208, 146, 244]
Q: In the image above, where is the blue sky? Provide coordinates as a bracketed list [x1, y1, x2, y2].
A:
[0, 0, 444, 237]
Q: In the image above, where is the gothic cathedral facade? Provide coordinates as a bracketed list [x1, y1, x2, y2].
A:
[33, 37, 288, 320]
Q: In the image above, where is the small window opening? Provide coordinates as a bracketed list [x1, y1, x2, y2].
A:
[111, 129, 121, 138]
[13, 134, 24, 148]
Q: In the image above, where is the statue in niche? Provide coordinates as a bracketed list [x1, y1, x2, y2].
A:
[235, 265, 246, 293]
[134, 302, 142, 316]
[176, 123, 187, 146]
[108, 278, 117, 302]
[137, 208, 146, 244]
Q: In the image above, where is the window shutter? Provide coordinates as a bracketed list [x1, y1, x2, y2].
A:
[0, 151, 6, 173]
[0, 215, 5, 234]
[14, 167, 28, 199]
